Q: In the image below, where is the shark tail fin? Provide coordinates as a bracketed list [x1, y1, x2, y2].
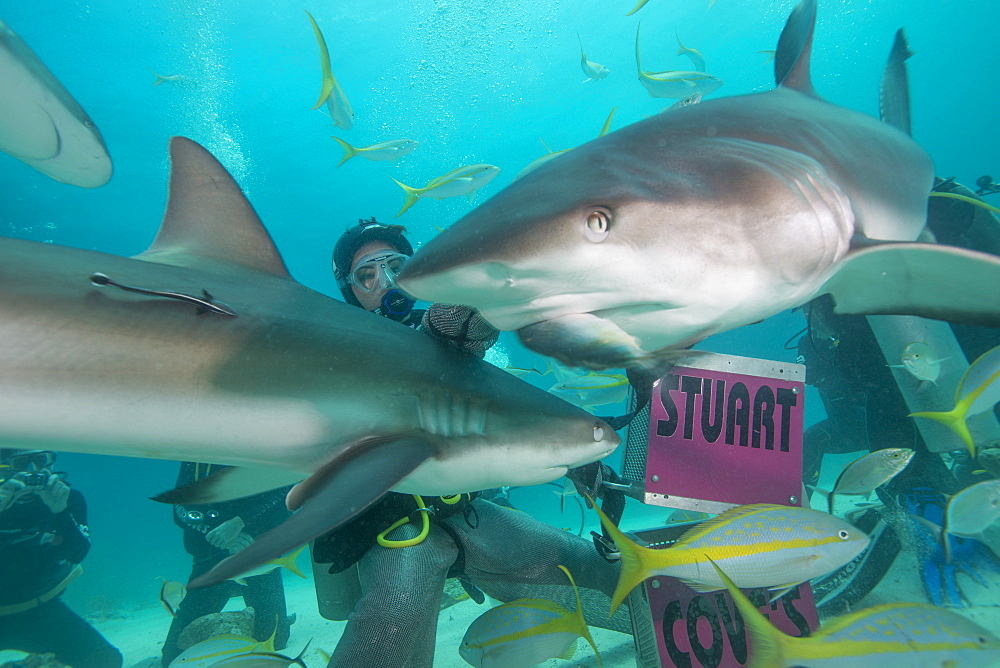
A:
[879, 28, 914, 136]
[391, 178, 422, 217]
[707, 558, 793, 668]
[330, 136, 357, 167]
[909, 405, 975, 457]
[774, 0, 817, 95]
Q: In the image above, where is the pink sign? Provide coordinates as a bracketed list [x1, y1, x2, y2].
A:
[644, 576, 819, 667]
[644, 354, 805, 512]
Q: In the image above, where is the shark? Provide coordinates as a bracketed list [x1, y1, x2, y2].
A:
[396, 0, 1000, 371]
[0, 136, 618, 586]
[0, 18, 112, 187]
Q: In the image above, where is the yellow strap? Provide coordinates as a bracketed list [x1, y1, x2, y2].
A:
[377, 496, 430, 548]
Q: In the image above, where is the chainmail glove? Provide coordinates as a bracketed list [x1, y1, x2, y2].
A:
[420, 303, 499, 358]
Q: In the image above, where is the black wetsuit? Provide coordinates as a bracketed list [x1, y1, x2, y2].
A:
[0, 489, 122, 668]
[161, 463, 293, 666]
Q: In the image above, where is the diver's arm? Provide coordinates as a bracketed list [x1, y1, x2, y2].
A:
[53, 489, 91, 564]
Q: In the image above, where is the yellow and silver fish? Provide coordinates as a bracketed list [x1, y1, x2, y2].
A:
[810, 448, 914, 514]
[890, 341, 948, 384]
[675, 33, 706, 72]
[942, 479, 1000, 562]
[459, 565, 601, 667]
[577, 33, 610, 83]
[910, 343, 1000, 455]
[635, 24, 722, 99]
[207, 641, 310, 668]
[591, 500, 870, 615]
[330, 137, 418, 167]
[230, 544, 308, 585]
[158, 577, 187, 616]
[514, 108, 616, 181]
[305, 10, 353, 130]
[391, 164, 500, 217]
[171, 626, 277, 668]
[547, 371, 630, 410]
[709, 557, 1000, 667]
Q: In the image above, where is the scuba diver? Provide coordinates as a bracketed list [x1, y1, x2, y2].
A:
[311, 219, 631, 667]
[798, 175, 1000, 612]
[0, 449, 123, 668]
[160, 463, 294, 666]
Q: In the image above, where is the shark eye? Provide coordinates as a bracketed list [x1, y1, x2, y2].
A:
[584, 209, 610, 242]
[593, 425, 605, 442]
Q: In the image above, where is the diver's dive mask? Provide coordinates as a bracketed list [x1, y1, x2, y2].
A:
[348, 251, 409, 295]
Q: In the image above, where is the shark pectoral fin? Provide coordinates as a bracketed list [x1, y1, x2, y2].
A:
[822, 243, 1000, 327]
[189, 437, 436, 589]
[518, 314, 649, 370]
[152, 467, 305, 505]
[0, 102, 59, 161]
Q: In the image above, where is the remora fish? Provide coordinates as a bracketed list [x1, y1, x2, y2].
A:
[396, 0, 1000, 371]
[0, 137, 618, 587]
[591, 500, 870, 615]
[0, 18, 112, 187]
[709, 558, 1000, 667]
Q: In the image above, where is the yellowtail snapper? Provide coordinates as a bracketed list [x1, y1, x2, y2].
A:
[459, 565, 601, 667]
[391, 164, 500, 217]
[330, 137, 418, 167]
[206, 641, 310, 668]
[911, 343, 1000, 456]
[170, 626, 277, 667]
[708, 557, 1000, 667]
[809, 448, 914, 514]
[590, 499, 870, 615]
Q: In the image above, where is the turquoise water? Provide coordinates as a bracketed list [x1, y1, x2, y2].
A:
[1, 0, 998, 665]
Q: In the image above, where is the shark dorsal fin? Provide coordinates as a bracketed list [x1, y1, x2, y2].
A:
[879, 29, 914, 136]
[774, 0, 817, 95]
[136, 136, 291, 278]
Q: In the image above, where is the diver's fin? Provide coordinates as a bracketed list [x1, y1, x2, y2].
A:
[188, 437, 435, 588]
[879, 28, 913, 136]
[774, 0, 817, 95]
[136, 136, 292, 278]
[822, 242, 1000, 327]
[152, 466, 305, 505]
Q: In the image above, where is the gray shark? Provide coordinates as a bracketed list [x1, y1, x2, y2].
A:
[397, 0, 1000, 370]
[0, 18, 112, 187]
[0, 136, 617, 586]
